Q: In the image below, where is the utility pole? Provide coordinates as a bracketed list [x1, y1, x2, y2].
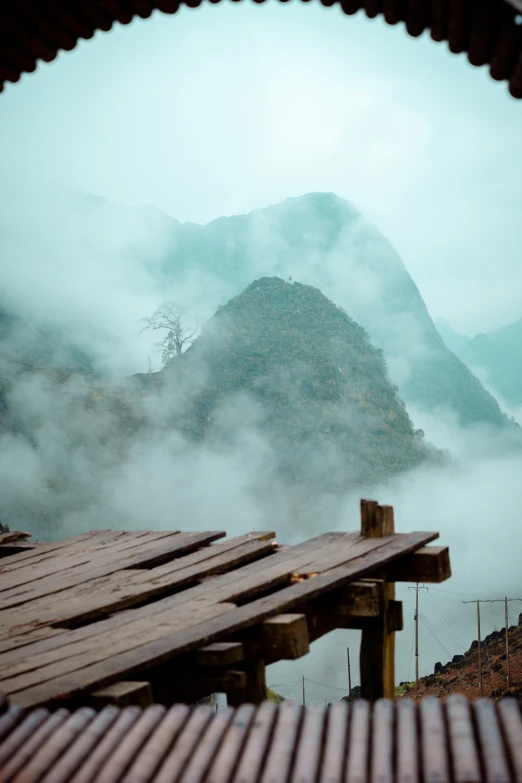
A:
[302, 676, 305, 706]
[463, 599, 483, 696]
[505, 597, 510, 687]
[347, 647, 352, 696]
[415, 584, 419, 682]
[463, 597, 522, 696]
[411, 583, 427, 682]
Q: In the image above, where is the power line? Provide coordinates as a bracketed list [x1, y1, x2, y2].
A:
[419, 613, 453, 659]
[424, 590, 466, 652]
[426, 589, 465, 643]
[303, 677, 348, 692]
[461, 597, 522, 695]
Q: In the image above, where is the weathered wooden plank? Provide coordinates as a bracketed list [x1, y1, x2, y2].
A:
[122, 704, 190, 783]
[385, 546, 451, 583]
[0, 536, 276, 632]
[0, 531, 120, 569]
[420, 698, 450, 783]
[0, 627, 64, 655]
[194, 642, 245, 668]
[0, 530, 131, 576]
[0, 532, 225, 610]
[473, 698, 511, 783]
[262, 614, 309, 661]
[445, 695, 481, 783]
[8, 707, 96, 783]
[153, 705, 214, 783]
[9, 530, 437, 708]
[232, 702, 278, 783]
[68, 706, 142, 783]
[0, 537, 368, 663]
[396, 699, 420, 783]
[0, 708, 70, 783]
[346, 699, 370, 783]
[497, 698, 522, 783]
[0, 531, 175, 597]
[0, 531, 226, 611]
[319, 701, 349, 783]
[291, 704, 326, 783]
[87, 681, 153, 710]
[205, 703, 256, 783]
[177, 707, 234, 783]
[0, 601, 238, 696]
[260, 700, 303, 783]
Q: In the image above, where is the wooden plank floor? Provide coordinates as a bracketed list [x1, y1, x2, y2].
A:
[0, 525, 439, 710]
[0, 694, 520, 783]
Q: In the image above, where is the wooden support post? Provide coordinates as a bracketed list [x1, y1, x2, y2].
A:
[87, 681, 153, 709]
[505, 597, 511, 688]
[227, 660, 266, 706]
[261, 614, 310, 663]
[359, 499, 396, 701]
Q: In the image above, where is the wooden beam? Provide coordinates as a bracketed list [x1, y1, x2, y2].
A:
[360, 499, 396, 700]
[384, 546, 451, 584]
[262, 614, 309, 662]
[304, 581, 381, 642]
[193, 642, 245, 668]
[86, 681, 153, 709]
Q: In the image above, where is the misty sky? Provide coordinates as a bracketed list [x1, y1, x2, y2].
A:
[1, 1, 521, 335]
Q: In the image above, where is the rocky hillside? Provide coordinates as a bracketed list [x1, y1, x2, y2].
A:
[397, 614, 522, 701]
[151, 192, 512, 430]
[167, 276, 445, 493]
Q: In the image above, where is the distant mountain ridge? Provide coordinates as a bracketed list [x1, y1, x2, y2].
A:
[147, 191, 512, 430]
[0, 187, 515, 430]
[166, 276, 445, 493]
[436, 317, 522, 408]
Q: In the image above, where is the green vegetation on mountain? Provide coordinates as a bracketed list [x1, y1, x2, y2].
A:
[151, 192, 512, 430]
[167, 277, 445, 492]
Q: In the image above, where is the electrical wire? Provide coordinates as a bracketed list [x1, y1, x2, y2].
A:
[303, 677, 348, 692]
[419, 612, 452, 659]
[425, 589, 466, 651]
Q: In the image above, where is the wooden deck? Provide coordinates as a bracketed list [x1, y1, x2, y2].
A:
[0, 694, 520, 783]
[0, 500, 451, 710]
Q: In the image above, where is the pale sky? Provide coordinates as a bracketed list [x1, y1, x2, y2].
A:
[1, 1, 521, 334]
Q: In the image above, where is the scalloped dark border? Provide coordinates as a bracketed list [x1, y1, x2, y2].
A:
[0, 0, 521, 97]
